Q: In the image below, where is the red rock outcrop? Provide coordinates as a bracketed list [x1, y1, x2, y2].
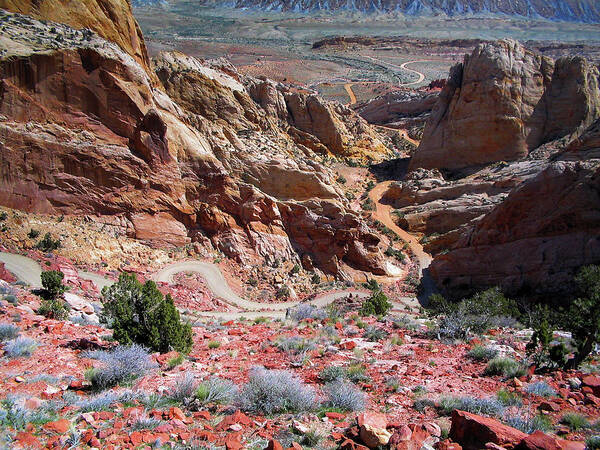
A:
[410, 40, 600, 172]
[0, 8, 389, 277]
[450, 410, 527, 450]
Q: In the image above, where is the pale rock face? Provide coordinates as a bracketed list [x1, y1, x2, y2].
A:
[410, 40, 600, 172]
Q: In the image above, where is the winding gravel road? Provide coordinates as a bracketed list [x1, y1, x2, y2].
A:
[0, 182, 432, 318]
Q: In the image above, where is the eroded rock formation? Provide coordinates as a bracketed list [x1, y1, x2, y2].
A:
[0, 6, 390, 278]
[410, 40, 600, 172]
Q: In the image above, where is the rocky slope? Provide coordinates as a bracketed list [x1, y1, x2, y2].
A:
[409, 39, 600, 172]
[198, 0, 600, 22]
[0, 5, 393, 278]
[384, 40, 600, 298]
[0, 0, 154, 76]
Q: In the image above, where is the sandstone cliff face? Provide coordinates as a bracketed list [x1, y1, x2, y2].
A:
[410, 40, 600, 171]
[429, 161, 600, 298]
[0, 0, 153, 76]
[0, 9, 389, 278]
[246, 78, 391, 160]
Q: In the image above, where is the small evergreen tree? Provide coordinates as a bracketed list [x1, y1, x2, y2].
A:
[360, 290, 392, 317]
[40, 270, 67, 299]
[566, 265, 600, 368]
[101, 273, 193, 354]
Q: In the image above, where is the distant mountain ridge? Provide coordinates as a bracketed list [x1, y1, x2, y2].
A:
[178, 0, 600, 23]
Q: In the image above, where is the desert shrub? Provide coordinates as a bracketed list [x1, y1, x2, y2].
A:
[290, 264, 301, 274]
[311, 273, 321, 285]
[169, 374, 197, 404]
[0, 212, 6, 221]
[0, 323, 19, 341]
[506, 414, 553, 434]
[361, 198, 374, 211]
[385, 246, 405, 263]
[563, 265, 600, 369]
[0, 396, 56, 430]
[391, 315, 419, 331]
[336, 175, 347, 184]
[412, 385, 428, 396]
[363, 325, 388, 342]
[300, 429, 324, 447]
[485, 357, 526, 378]
[525, 382, 556, 398]
[496, 389, 522, 407]
[101, 273, 193, 354]
[360, 290, 391, 317]
[275, 336, 316, 355]
[84, 344, 155, 390]
[323, 379, 365, 412]
[318, 366, 346, 383]
[208, 340, 221, 349]
[345, 364, 370, 383]
[76, 392, 119, 412]
[167, 353, 184, 370]
[4, 294, 17, 304]
[4, 336, 38, 358]
[437, 396, 504, 417]
[27, 229, 40, 239]
[468, 345, 499, 361]
[40, 270, 67, 299]
[237, 366, 316, 415]
[38, 298, 70, 320]
[586, 436, 600, 449]
[195, 377, 237, 405]
[413, 397, 436, 412]
[287, 304, 327, 322]
[276, 286, 291, 300]
[526, 306, 568, 370]
[131, 416, 161, 431]
[430, 288, 520, 340]
[35, 233, 61, 252]
[561, 412, 590, 431]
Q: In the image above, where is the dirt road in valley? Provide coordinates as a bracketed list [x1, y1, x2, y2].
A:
[368, 181, 432, 276]
[344, 83, 357, 105]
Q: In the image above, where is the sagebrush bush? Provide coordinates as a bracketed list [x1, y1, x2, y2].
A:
[345, 364, 370, 383]
[0, 323, 19, 341]
[525, 382, 556, 398]
[485, 357, 526, 378]
[363, 325, 388, 342]
[430, 288, 520, 340]
[238, 366, 316, 415]
[275, 336, 316, 355]
[323, 379, 365, 412]
[468, 345, 499, 361]
[506, 414, 552, 434]
[101, 273, 193, 354]
[5, 337, 38, 358]
[437, 396, 504, 417]
[169, 374, 197, 404]
[287, 304, 327, 322]
[84, 344, 155, 390]
[0, 396, 55, 430]
[195, 377, 237, 405]
[318, 366, 346, 383]
[496, 389, 522, 407]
